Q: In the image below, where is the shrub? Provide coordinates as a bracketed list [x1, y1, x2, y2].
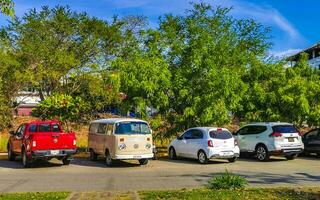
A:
[207, 170, 247, 190]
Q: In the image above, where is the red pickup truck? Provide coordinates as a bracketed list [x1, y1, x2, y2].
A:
[7, 121, 77, 167]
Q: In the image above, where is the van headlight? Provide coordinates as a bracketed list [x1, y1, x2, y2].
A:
[118, 143, 126, 150]
[146, 143, 151, 149]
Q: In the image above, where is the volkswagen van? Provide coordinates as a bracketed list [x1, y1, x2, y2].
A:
[88, 118, 153, 166]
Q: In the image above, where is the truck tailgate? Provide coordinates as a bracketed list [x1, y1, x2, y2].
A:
[32, 132, 76, 150]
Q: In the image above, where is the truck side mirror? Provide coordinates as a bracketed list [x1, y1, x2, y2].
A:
[177, 136, 182, 140]
[9, 130, 15, 136]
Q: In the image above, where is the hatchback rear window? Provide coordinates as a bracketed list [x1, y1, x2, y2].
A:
[272, 125, 297, 133]
[209, 130, 232, 139]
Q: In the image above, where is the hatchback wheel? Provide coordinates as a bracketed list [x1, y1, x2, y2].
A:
[169, 147, 177, 160]
[89, 149, 98, 161]
[105, 152, 113, 167]
[198, 150, 208, 164]
[256, 145, 270, 161]
[285, 154, 298, 160]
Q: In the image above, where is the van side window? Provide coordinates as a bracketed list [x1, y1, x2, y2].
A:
[97, 124, 107, 134]
[29, 124, 37, 132]
[106, 124, 113, 135]
[89, 123, 99, 133]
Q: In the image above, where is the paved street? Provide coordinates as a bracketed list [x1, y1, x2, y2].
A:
[0, 156, 319, 193]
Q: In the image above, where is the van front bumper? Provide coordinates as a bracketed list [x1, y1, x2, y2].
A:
[114, 153, 154, 160]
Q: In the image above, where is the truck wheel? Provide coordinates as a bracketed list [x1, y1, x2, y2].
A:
[228, 157, 237, 163]
[7, 144, 15, 161]
[285, 154, 298, 160]
[255, 145, 270, 162]
[62, 158, 71, 165]
[89, 149, 98, 161]
[22, 150, 31, 168]
[198, 150, 208, 164]
[139, 159, 148, 165]
[169, 147, 177, 160]
[105, 152, 113, 167]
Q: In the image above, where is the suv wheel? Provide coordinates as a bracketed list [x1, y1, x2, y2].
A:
[89, 149, 98, 161]
[105, 152, 113, 167]
[22, 150, 31, 168]
[169, 147, 177, 160]
[198, 150, 208, 164]
[285, 154, 298, 160]
[139, 159, 148, 165]
[7, 144, 15, 161]
[256, 145, 270, 161]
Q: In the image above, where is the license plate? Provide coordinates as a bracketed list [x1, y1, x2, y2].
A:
[50, 150, 59, 155]
[288, 138, 294, 142]
[221, 152, 233, 156]
[133, 155, 141, 159]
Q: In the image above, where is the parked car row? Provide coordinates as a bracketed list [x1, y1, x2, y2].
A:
[6, 118, 320, 168]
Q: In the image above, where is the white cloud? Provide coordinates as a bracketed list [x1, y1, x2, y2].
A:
[271, 49, 302, 58]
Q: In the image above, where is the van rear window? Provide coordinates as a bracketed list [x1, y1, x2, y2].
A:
[209, 130, 232, 139]
[272, 125, 297, 133]
[115, 122, 151, 135]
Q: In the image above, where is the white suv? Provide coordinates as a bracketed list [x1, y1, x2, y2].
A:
[168, 127, 240, 164]
[234, 122, 304, 161]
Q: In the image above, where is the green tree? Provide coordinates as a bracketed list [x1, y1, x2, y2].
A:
[159, 3, 271, 132]
[0, 0, 14, 17]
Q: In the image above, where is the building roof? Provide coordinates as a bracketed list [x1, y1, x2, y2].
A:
[91, 118, 147, 124]
[287, 42, 320, 61]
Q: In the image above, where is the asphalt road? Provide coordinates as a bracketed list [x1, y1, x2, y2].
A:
[0, 155, 319, 193]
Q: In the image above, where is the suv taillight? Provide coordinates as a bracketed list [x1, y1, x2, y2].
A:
[208, 140, 213, 147]
[269, 132, 282, 137]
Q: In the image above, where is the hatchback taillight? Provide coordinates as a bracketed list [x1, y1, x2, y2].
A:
[208, 140, 213, 147]
[269, 132, 282, 137]
[234, 139, 238, 146]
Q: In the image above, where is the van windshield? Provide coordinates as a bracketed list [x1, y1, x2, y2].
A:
[115, 122, 151, 135]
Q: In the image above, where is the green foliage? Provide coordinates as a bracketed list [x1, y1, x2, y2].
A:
[139, 188, 318, 200]
[0, 0, 14, 17]
[0, 192, 70, 200]
[207, 170, 247, 190]
[32, 94, 86, 129]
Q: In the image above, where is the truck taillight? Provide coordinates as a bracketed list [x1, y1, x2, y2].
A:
[208, 140, 213, 147]
[269, 132, 282, 137]
[32, 141, 36, 147]
[73, 139, 76, 146]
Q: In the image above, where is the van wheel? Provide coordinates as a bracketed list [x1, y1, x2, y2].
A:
[139, 159, 148, 165]
[22, 150, 31, 168]
[285, 154, 298, 160]
[255, 145, 270, 161]
[89, 149, 98, 161]
[7, 144, 15, 161]
[62, 158, 71, 165]
[105, 152, 113, 167]
[198, 150, 208, 164]
[169, 147, 177, 160]
[228, 157, 237, 163]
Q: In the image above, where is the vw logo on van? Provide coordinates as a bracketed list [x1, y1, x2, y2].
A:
[134, 144, 139, 149]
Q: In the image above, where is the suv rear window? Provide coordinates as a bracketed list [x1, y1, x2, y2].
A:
[272, 125, 297, 133]
[209, 130, 232, 139]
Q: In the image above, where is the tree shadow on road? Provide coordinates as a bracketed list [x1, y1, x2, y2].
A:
[0, 158, 65, 169]
[72, 157, 143, 168]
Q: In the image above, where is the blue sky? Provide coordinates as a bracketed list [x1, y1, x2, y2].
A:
[0, 0, 319, 57]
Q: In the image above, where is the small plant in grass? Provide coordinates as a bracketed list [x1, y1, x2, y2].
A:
[207, 170, 247, 190]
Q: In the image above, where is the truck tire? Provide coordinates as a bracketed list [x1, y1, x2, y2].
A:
[139, 159, 148, 165]
[62, 158, 71, 165]
[89, 149, 98, 161]
[7, 144, 15, 161]
[255, 145, 270, 162]
[22, 150, 31, 168]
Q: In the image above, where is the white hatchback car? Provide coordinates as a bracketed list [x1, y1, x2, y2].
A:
[168, 127, 240, 164]
[234, 122, 304, 161]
